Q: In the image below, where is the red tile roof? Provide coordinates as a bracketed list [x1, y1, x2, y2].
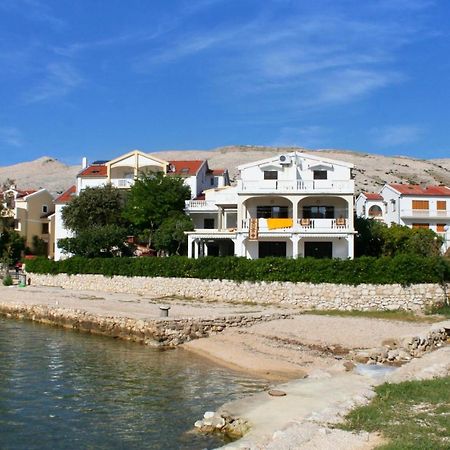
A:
[363, 192, 383, 200]
[210, 168, 226, 176]
[79, 165, 107, 177]
[55, 185, 76, 204]
[388, 184, 450, 196]
[16, 189, 37, 198]
[168, 160, 204, 176]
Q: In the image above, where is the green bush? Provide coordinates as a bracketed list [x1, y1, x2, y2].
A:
[24, 255, 450, 286]
[2, 274, 13, 286]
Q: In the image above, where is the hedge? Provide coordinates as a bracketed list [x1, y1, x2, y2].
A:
[24, 255, 450, 286]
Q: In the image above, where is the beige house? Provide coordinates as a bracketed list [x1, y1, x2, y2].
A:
[0, 186, 55, 257]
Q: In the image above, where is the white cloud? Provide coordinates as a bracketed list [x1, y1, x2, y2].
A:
[371, 125, 423, 147]
[273, 126, 330, 148]
[24, 62, 83, 103]
[0, 127, 24, 147]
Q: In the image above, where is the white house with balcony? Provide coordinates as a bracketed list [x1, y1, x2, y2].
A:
[356, 184, 450, 253]
[185, 151, 356, 259]
[53, 149, 228, 260]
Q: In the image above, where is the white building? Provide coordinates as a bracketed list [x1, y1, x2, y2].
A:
[356, 184, 450, 252]
[186, 151, 356, 259]
[53, 149, 228, 259]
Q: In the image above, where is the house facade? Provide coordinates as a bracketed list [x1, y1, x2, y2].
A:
[185, 151, 355, 259]
[53, 149, 228, 260]
[0, 186, 55, 257]
[356, 184, 450, 252]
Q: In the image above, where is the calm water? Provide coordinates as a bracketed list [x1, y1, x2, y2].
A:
[0, 317, 267, 450]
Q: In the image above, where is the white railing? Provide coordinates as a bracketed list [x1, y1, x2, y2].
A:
[400, 209, 449, 218]
[110, 178, 134, 188]
[241, 217, 350, 231]
[238, 179, 354, 193]
[185, 200, 218, 210]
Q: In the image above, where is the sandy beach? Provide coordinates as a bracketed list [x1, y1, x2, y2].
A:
[1, 284, 449, 449]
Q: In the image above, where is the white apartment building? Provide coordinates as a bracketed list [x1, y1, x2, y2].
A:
[356, 184, 450, 252]
[53, 149, 228, 260]
[185, 151, 356, 259]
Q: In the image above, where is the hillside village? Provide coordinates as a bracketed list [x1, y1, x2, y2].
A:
[1, 147, 449, 260]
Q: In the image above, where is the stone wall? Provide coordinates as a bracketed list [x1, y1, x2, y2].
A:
[27, 273, 449, 311]
[0, 302, 289, 347]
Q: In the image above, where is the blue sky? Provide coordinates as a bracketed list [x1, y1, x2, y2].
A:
[0, 0, 449, 165]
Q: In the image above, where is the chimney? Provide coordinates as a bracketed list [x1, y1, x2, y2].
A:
[81, 157, 87, 169]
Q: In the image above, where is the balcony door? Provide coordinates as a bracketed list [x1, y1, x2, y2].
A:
[258, 241, 287, 258]
[303, 206, 334, 219]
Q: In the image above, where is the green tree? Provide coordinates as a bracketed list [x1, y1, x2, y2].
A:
[354, 217, 384, 257]
[0, 230, 26, 264]
[58, 224, 133, 258]
[153, 212, 194, 255]
[31, 235, 48, 256]
[123, 172, 191, 246]
[62, 185, 126, 233]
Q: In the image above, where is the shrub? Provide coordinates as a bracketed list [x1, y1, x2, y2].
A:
[2, 274, 13, 286]
[25, 254, 450, 286]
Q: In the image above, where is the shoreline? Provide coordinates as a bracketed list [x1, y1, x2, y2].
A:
[1, 285, 449, 449]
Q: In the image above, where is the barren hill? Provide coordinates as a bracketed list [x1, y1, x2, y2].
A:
[1, 147, 449, 195]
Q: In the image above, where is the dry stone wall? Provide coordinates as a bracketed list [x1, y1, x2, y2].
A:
[28, 273, 449, 311]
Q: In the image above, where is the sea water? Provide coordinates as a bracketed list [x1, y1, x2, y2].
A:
[0, 317, 266, 449]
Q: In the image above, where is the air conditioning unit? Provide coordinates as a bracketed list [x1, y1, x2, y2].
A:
[279, 155, 292, 165]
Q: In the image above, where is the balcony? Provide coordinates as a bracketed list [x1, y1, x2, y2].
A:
[400, 209, 450, 219]
[241, 217, 351, 232]
[185, 200, 219, 211]
[238, 179, 354, 194]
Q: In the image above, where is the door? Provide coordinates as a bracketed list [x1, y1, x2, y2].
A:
[304, 242, 332, 259]
[258, 241, 287, 258]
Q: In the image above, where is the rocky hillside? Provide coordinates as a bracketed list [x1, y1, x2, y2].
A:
[1, 147, 449, 195]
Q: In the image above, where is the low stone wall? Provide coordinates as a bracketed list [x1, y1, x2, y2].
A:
[0, 302, 289, 347]
[27, 273, 449, 311]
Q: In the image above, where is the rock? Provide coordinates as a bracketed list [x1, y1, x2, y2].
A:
[203, 411, 215, 419]
[268, 389, 287, 397]
[194, 420, 203, 428]
[343, 361, 355, 371]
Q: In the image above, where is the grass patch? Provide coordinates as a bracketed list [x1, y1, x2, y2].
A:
[302, 309, 438, 323]
[339, 377, 450, 449]
[425, 303, 450, 318]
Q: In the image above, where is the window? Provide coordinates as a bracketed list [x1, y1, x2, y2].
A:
[303, 206, 334, 219]
[313, 170, 327, 180]
[263, 170, 278, 180]
[437, 201, 446, 211]
[203, 218, 215, 229]
[412, 223, 429, 229]
[368, 205, 382, 217]
[437, 224, 446, 232]
[42, 223, 49, 234]
[14, 219, 20, 230]
[42, 205, 48, 214]
[412, 200, 429, 210]
[391, 200, 396, 212]
[210, 177, 214, 186]
[256, 206, 289, 219]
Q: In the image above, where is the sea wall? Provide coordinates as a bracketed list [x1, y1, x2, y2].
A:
[0, 302, 289, 347]
[28, 273, 449, 311]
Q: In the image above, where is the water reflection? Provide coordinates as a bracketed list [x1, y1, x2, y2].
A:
[0, 318, 267, 450]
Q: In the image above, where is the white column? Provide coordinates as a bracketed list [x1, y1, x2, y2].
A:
[204, 243, 208, 256]
[291, 234, 300, 259]
[187, 235, 193, 258]
[292, 199, 298, 227]
[235, 235, 245, 257]
[194, 239, 199, 259]
[347, 234, 354, 260]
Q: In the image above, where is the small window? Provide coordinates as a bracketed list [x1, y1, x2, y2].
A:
[437, 201, 446, 211]
[42, 205, 48, 214]
[313, 170, 327, 180]
[412, 223, 429, 229]
[210, 178, 214, 186]
[412, 200, 429, 210]
[391, 200, 396, 212]
[203, 218, 215, 229]
[42, 223, 49, 234]
[263, 170, 278, 180]
[437, 224, 446, 232]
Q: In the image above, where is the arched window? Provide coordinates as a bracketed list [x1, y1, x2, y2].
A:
[368, 205, 382, 217]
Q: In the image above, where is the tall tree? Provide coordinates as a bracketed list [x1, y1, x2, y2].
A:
[123, 172, 191, 246]
[62, 185, 126, 233]
[153, 212, 194, 255]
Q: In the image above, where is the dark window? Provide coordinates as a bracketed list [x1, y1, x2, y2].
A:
[210, 177, 214, 186]
[203, 218, 215, 229]
[42, 205, 48, 213]
[304, 242, 332, 259]
[259, 241, 286, 258]
[42, 223, 49, 234]
[264, 170, 278, 180]
[257, 206, 289, 218]
[303, 206, 334, 219]
[313, 170, 327, 180]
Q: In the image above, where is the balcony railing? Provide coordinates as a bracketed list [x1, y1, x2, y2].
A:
[400, 209, 449, 218]
[238, 179, 354, 193]
[185, 200, 218, 211]
[241, 217, 351, 231]
[110, 178, 134, 188]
